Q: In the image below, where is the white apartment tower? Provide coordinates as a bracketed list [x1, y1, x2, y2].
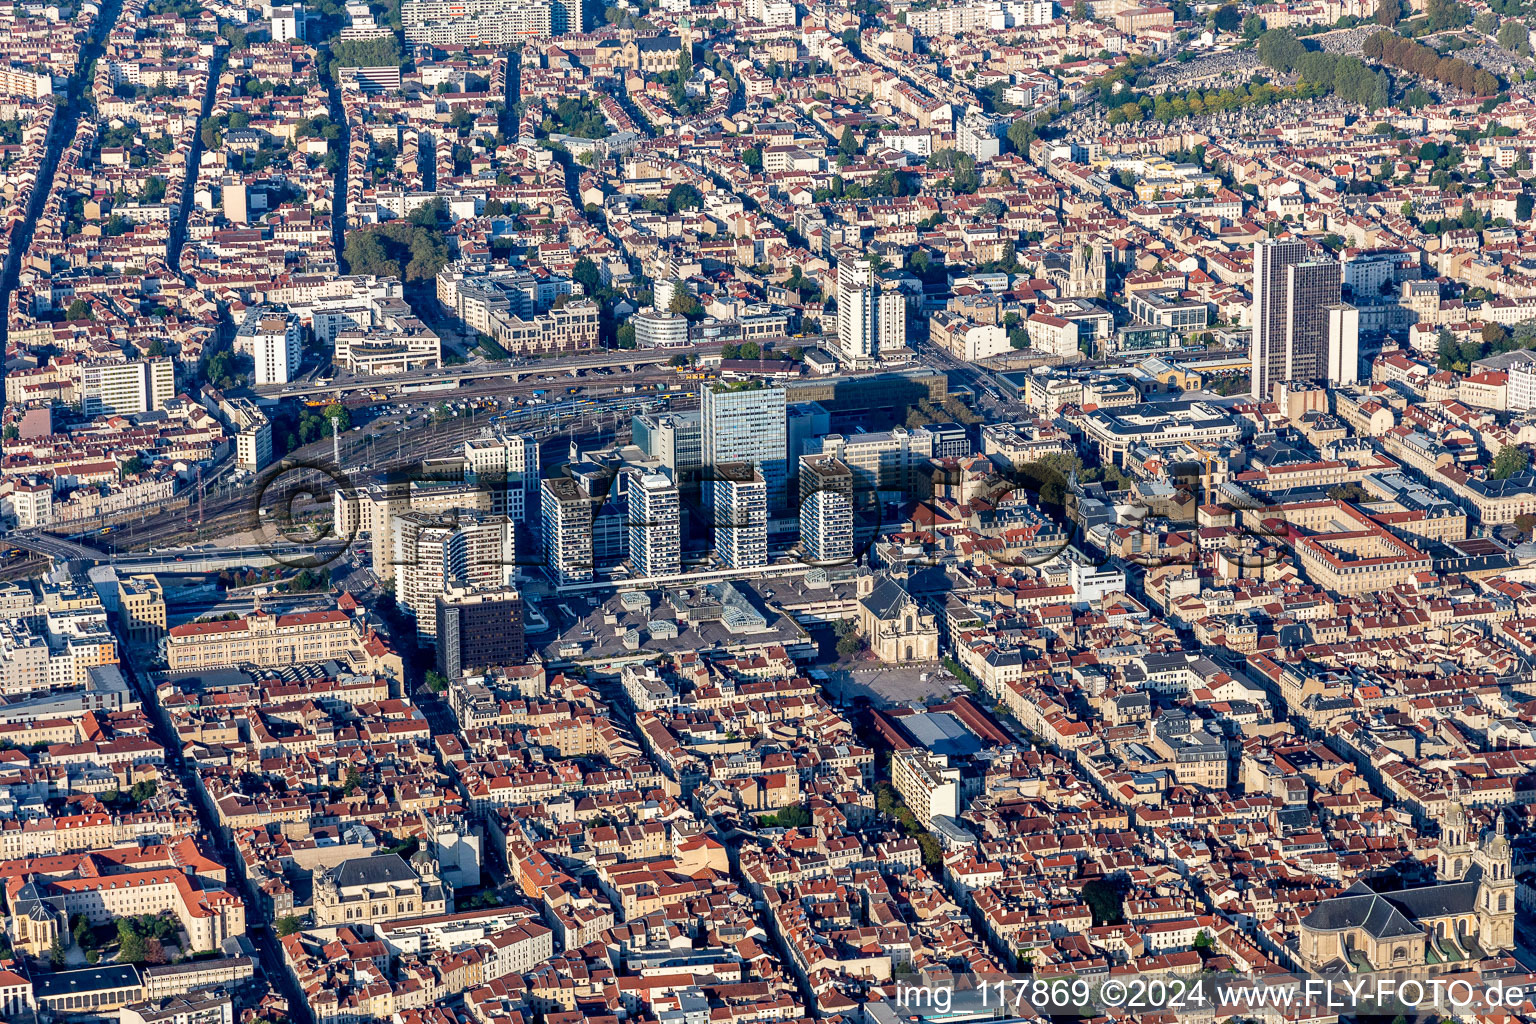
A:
[240, 308, 303, 386]
[799, 455, 855, 566]
[401, 0, 572, 46]
[391, 511, 515, 642]
[700, 382, 787, 513]
[540, 477, 593, 586]
[271, 3, 306, 40]
[835, 251, 872, 363]
[627, 472, 681, 578]
[713, 462, 767, 570]
[836, 252, 905, 366]
[81, 358, 175, 416]
[463, 430, 541, 522]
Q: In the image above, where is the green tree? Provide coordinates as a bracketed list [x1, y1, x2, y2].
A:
[669, 291, 703, 319]
[1376, 0, 1399, 24]
[343, 220, 451, 282]
[1213, 4, 1241, 31]
[742, 147, 762, 170]
[1081, 878, 1126, 925]
[838, 127, 858, 159]
[65, 298, 92, 321]
[324, 402, 351, 435]
[121, 456, 146, 478]
[117, 923, 147, 964]
[1328, 483, 1372, 503]
[330, 36, 405, 70]
[1492, 443, 1531, 479]
[1072, 0, 1088, 18]
[916, 833, 943, 870]
[1518, 194, 1534, 221]
[572, 256, 601, 295]
[667, 183, 703, 212]
[1243, 12, 1265, 38]
[49, 937, 64, 967]
[1007, 117, 1035, 153]
[761, 804, 811, 828]
[1498, 19, 1532, 55]
[425, 670, 449, 692]
[1437, 328, 1460, 371]
[1426, 0, 1470, 31]
[1257, 29, 1307, 74]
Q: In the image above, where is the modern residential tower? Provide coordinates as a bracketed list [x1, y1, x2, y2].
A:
[799, 455, 855, 566]
[836, 252, 905, 367]
[701, 382, 787, 513]
[240, 308, 303, 386]
[391, 510, 516, 643]
[540, 477, 593, 586]
[712, 462, 767, 569]
[80, 358, 175, 417]
[627, 471, 681, 578]
[402, 0, 572, 46]
[463, 430, 541, 523]
[1250, 239, 1359, 401]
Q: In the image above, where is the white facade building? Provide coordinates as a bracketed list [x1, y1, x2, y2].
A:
[799, 455, 854, 566]
[627, 472, 681, 578]
[271, 3, 305, 40]
[80, 358, 175, 417]
[401, 0, 569, 46]
[240, 309, 303, 386]
[540, 477, 593, 586]
[463, 431, 541, 523]
[632, 309, 690, 348]
[836, 252, 906, 365]
[712, 464, 767, 570]
[392, 511, 516, 642]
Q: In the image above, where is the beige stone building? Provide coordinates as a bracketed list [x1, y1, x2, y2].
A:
[312, 852, 448, 927]
[165, 608, 398, 678]
[117, 575, 167, 645]
[891, 748, 961, 826]
[856, 576, 938, 663]
[1297, 791, 1516, 971]
[10, 868, 245, 955]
